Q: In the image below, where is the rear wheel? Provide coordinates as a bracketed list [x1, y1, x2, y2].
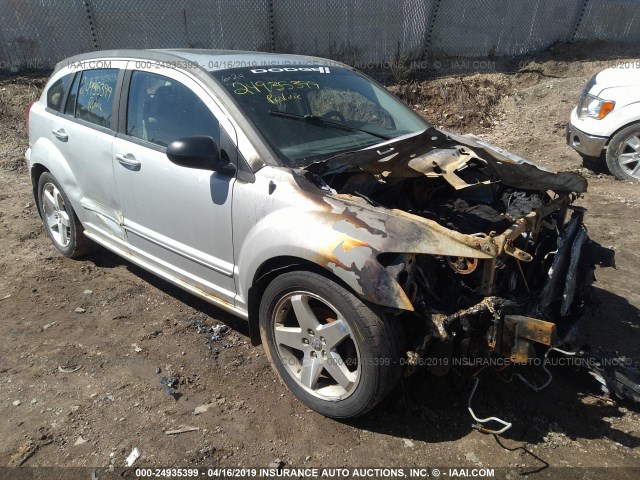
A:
[606, 123, 640, 181]
[259, 270, 404, 418]
[37, 172, 94, 257]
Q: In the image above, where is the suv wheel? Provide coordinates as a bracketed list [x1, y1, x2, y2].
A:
[259, 270, 404, 418]
[38, 172, 94, 257]
[606, 123, 640, 181]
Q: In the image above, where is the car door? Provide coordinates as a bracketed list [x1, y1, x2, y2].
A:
[112, 68, 237, 305]
[51, 64, 127, 240]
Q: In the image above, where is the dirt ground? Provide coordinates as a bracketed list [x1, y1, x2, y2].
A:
[1, 43, 639, 475]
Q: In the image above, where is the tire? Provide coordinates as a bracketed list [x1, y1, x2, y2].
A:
[37, 172, 94, 258]
[259, 270, 404, 418]
[606, 122, 640, 181]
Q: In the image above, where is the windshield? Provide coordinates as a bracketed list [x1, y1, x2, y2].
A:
[211, 66, 429, 168]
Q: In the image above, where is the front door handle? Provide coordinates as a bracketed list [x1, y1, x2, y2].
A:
[115, 153, 141, 170]
[52, 128, 68, 141]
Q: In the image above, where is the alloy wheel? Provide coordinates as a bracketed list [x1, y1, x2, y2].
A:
[616, 132, 640, 179]
[41, 182, 71, 247]
[272, 291, 360, 400]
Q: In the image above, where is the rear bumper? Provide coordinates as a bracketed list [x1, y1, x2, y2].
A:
[566, 122, 608, 157]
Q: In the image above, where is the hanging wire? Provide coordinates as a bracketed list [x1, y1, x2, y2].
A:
[468, 346, 578, 435]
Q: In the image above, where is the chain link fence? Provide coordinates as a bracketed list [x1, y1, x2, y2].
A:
[89, 0, 272, 52]
[0, 0, 94, 70]
[426, 0, 584, 58]
[575, 0, 640, 44]
[1, 0, 639, 72]
[272, 0, 433, 67]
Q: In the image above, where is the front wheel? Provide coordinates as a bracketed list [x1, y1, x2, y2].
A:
[606, 123, 640, 181]
[259, 270, 404, 418]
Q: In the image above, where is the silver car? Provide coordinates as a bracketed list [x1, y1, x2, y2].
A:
[27, 49, 615, 418]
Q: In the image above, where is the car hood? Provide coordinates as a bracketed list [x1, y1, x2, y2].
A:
[304, 127, 587, 193]
[592, 64, 640, 95]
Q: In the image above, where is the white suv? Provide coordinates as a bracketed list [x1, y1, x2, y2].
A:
[567, 63, 640, 180]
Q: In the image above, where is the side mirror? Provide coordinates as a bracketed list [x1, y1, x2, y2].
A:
[166, 136, 233, 172]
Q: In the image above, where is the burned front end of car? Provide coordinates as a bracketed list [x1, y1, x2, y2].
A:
[394, 190, 614, 374]
[303, 127, 616, 374]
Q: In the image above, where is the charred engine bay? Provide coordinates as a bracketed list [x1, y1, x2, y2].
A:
[331, 161, 544, 235]
[322, 160, 601, 349]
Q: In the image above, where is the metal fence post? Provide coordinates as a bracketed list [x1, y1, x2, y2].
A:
[267, 0, 276, 52]
[0, 27, 11, 70]
[572, 0, 591, 42]
[82, 0, 100, 50]
[421, 0, 441, 62]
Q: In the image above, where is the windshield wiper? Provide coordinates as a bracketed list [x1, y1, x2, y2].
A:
[269, 110, 392, 140]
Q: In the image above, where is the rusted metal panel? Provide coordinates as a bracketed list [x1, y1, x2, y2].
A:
[500, 314, 557, 364]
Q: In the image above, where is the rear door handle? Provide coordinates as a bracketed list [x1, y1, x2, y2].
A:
[115, 153, 141, 170]
[52, 128, 68, 141]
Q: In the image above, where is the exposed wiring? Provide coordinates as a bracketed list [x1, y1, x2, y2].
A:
[515, 346, 577, 392]
[515, 259, 531, 294]
[467, 375, 513, 435]
[468, 347, 578, 435]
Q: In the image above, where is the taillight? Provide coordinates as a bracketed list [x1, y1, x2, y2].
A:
[26, 100, 35, 131]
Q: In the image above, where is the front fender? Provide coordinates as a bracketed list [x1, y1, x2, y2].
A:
[236, 171, 497, 312]
[237, 205, 414, 311]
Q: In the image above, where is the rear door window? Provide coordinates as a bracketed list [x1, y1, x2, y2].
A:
[71, 69, 119, 129]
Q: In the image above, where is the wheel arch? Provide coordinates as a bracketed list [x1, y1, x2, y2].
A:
[247, 255, 368, 346]
[30, 162, 50, 217]
[29, 137, 84, 217]
[605, 120, 640, 180]
[606, 119, 640, 147]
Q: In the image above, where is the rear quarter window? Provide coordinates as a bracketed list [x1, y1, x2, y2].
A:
[46, 74, 72, 111]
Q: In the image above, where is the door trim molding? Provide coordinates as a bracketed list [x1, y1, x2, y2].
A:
[83, 225, 247, 319]
[123, 220, 234, 278]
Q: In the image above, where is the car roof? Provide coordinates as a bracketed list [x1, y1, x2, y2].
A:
[55, 48, 348, 74]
